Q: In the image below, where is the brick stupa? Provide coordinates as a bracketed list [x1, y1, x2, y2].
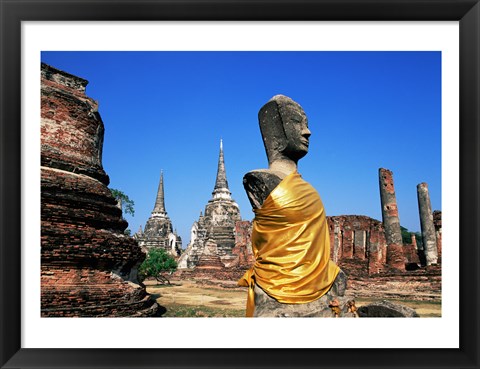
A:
[40, 63, 159, 317]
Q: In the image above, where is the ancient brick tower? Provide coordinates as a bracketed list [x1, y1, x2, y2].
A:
[135, 171, 182, 256]
[178, 140, 242, 269]
[40, 63, 159, 317]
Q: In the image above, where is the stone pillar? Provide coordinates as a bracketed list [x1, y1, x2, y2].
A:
[417, 183, 438, 265]
[411, 233, 417, 248]
[403, 233, 420, 266]
[433, 210, 442, 262]
[333, 223, 343, 263]
[379, 168, 405, 271]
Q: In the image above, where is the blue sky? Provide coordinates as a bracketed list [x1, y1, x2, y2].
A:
[41, 51, 441, 246]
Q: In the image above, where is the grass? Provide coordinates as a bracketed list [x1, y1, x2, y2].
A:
[161, 304, 245, 318]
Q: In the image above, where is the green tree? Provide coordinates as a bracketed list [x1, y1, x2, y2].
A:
[401, 226, 424, 249]
[400, 226, 412, 244]
[110, 188, 135, 236]
[139, 248, 177, 285]
[110, 188, 135, 217]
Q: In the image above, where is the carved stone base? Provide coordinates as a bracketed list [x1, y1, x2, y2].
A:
[252, 269, 354, 317]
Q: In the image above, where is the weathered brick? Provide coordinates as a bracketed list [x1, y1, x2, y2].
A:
[41, 63, 159, 317]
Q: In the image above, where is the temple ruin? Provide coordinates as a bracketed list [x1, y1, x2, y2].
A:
[433, 210, 442, 262]
[231, 220, 255, 268]
[175, 161, 441, 286]
[327, 215, 387, 275]
[39, 62, 442, 317]
[134, 171, 182, 257]
[325, 169, 441, 278]
[177, 140, 243, 269]
[40, 63, 159, 317]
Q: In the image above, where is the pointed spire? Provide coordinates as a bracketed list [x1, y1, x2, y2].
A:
[152, 170, 167, 217]
[214, 139, 229, 190]
[212, 139, 233, 201]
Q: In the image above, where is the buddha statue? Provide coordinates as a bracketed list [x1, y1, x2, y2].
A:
[239, 94, 347, 317]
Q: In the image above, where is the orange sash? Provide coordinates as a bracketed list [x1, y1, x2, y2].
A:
[239, 172, 339, 317]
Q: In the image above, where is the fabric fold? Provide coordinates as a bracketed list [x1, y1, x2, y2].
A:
[239, 172, 339, 317]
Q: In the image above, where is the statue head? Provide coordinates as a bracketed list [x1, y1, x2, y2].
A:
[258, 95, 311, 165]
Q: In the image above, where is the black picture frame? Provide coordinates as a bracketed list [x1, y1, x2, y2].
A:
[1, 1, 479, 368]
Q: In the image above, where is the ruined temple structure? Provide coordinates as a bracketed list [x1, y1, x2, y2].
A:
[134, 171, 182, 257]
[433, 210, 442, 263]
[402, 233, 422, 269]
[177, 140, 243, 270]
[327, 170, 426, 279]
[41, 63, 159, 317]
[325, 169, 442, 279]
[231, 221, 255, 268]
[327, 215, 387, 275]
[327, 215, 423, 276]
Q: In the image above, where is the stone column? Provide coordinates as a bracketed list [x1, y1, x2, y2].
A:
[404, 233, 421, 266]
[417, 183, 438, 265]
[411, 233, 417, 248]
[333, 222, 343, 263]
[379, 168, 405, 271]
[433, 210, 442, 262]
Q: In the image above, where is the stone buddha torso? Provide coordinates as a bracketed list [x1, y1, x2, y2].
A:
[240, 95, 347, 317]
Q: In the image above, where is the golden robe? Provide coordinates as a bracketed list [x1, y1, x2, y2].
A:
[239, 171, 339, 317]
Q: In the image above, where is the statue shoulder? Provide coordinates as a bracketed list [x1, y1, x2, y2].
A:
[243, 170, 283, 209]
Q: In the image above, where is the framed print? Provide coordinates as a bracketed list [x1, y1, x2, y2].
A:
[1, 1, 479, 368]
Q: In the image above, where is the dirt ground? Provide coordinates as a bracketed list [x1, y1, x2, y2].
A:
[146, 279, 246, 317]
[145, 279, 441, 318]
